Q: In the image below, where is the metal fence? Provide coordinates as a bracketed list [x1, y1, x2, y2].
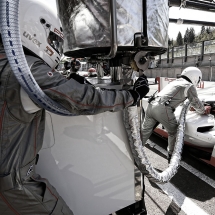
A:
[158, 39, 215, 62]
[147, 40, 215, 81]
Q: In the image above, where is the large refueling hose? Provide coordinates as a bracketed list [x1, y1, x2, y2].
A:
[0, 0, 75, 116]
[0, 0, 187, 184]
[123, 101, 190, 184]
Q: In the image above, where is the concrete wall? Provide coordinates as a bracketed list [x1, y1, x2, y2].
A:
[146, 53, 215, 81]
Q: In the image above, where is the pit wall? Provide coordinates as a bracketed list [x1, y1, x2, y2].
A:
[145, 53, 215, 81]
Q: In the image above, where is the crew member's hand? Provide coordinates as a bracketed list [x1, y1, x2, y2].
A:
[133, 75, 149, 99]
[204, 105, 211, 115]
[129, 74, 149, 105]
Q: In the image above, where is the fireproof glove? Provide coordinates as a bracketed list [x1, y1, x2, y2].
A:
[64, 61, 71, 70]
[129, 74, 150, 106]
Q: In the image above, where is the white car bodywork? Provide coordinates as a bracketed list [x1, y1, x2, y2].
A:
[174, 100, 215, 148]
[36, 107, 137, 215]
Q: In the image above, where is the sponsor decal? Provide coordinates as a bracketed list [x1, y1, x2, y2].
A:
[45, 46, 54, 56]
[54, 28, 64, 39]
[23, 32, 42, 47]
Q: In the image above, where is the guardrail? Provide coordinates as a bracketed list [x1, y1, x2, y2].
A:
[156, 39, 215, 64]
[145, 40, 215, 81]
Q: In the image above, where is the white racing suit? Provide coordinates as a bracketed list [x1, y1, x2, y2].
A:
[0, 52, 134, 214]
[141, 78, 205, 154]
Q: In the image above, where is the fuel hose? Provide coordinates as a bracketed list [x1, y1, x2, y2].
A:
[0, 0, 75, 116]
[123, 101, 190, 183]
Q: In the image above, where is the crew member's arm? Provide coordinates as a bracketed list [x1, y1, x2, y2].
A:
[31, 61, 149, 115]
[187, 85, 211, 114]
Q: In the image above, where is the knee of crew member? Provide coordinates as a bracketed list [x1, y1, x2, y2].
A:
[167, 123, 178, 134]
[168, 130, 177, 138]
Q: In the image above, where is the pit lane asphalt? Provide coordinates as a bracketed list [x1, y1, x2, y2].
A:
[142, 80, 215, 215]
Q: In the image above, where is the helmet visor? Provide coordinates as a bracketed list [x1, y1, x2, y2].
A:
[47, 31, 64, 55]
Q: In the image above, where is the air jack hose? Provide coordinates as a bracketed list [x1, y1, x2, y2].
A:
[123, 101, 190, 184]
[0, 0, 75, 116]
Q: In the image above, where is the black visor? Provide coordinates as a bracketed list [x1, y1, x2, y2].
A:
[47, 31, 64, 55]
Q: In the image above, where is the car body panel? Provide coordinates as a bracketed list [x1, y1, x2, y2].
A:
[36, 110, 137, 215]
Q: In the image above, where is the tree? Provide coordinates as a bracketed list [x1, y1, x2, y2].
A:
[197, 26, 206, 42]
[176, 31, 183, 46]
[184, 28, 189, 44]
[168, 36, 173, 47]
[183, 27, 195, 44]
[194, 26, 215, 43]
[168, 37, 171, 46]
[189, 27, 195, 44]
[206, 27, 211, 34]
[200, 26, 206, 35]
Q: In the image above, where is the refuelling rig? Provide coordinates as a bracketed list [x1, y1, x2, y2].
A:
[1, 0, 215, 214]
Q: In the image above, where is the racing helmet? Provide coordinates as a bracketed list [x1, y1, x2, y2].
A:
[181, 67, 202, 86]
[19, 0, 64, 69]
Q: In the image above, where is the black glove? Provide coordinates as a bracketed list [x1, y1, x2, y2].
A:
[64, 61, 71, 70]
[129, 74, 149, 105]
[71, 59, 81, 72]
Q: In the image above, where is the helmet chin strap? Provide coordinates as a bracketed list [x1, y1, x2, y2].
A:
[181, 75, 192, 84]
[197, 76, 201, 84]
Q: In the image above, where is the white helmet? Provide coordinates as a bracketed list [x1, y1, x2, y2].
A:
[19, 0, 63, 69]
[181, 67, 202, 87]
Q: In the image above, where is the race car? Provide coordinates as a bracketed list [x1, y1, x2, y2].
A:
[141, 77, 215, 167]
